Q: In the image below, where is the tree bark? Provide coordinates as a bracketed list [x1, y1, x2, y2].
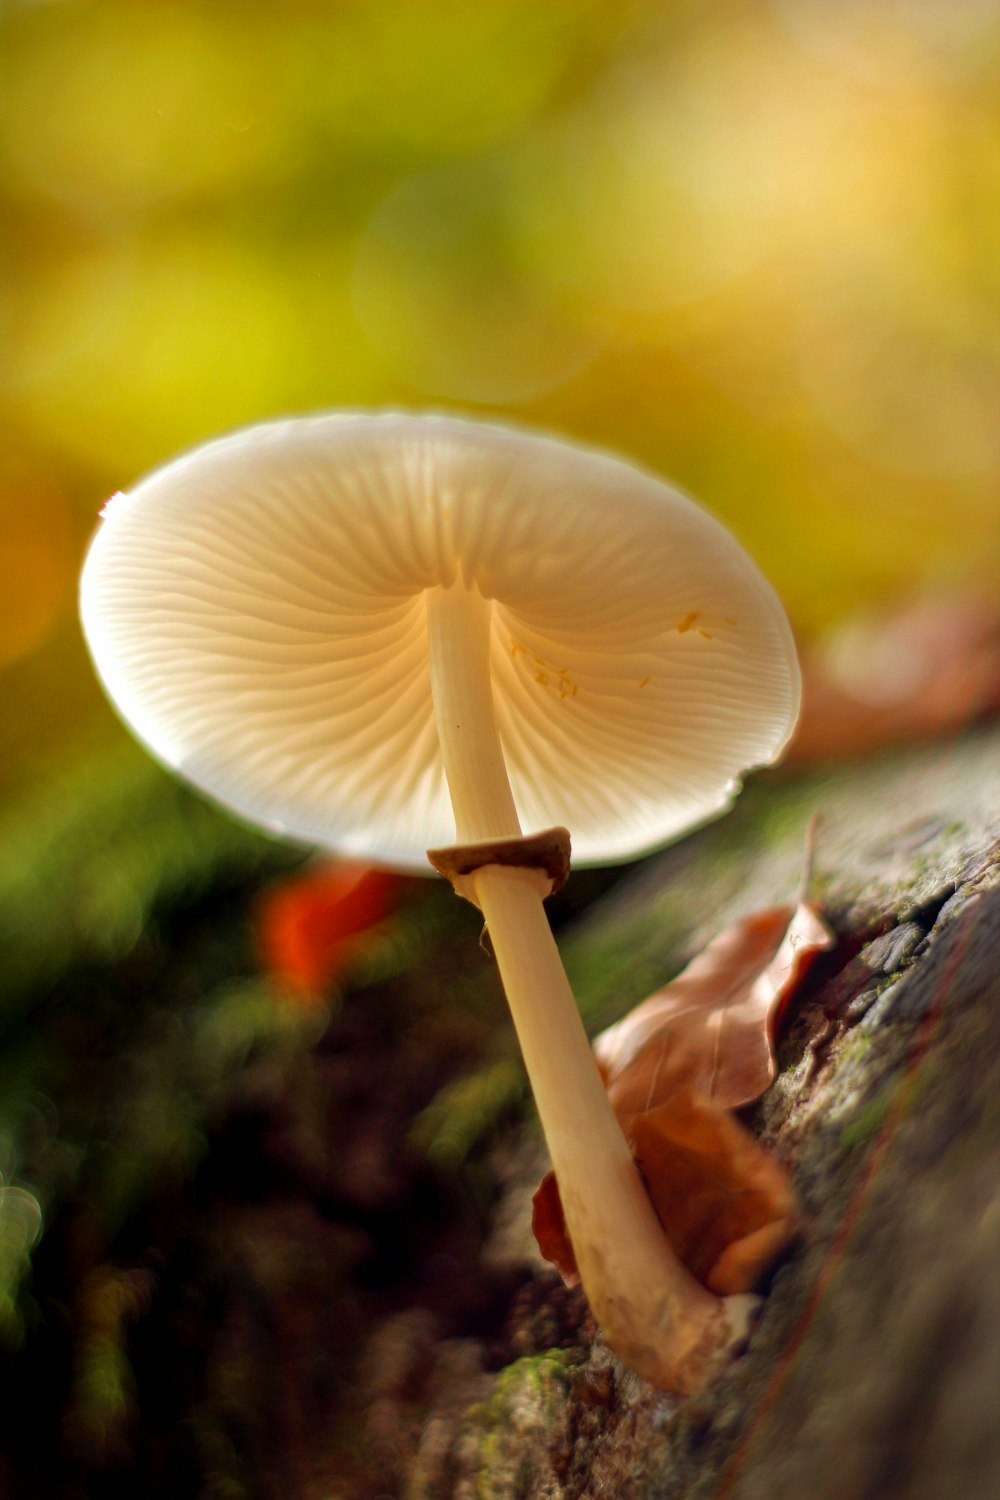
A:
[390, 725, 1000, 1500]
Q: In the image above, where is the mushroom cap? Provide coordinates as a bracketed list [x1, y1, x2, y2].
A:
[80, 413, 800, 871]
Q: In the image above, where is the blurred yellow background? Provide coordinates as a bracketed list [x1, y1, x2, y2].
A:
[1, 0, 998, 796]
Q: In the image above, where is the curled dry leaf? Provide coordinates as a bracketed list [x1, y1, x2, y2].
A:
[630, 1090, 800, 1295]
[533, 1088, 800, 1296]
[256, 863, 406, 1000]
[533, 901, 834, 1297]
[595, 902, 835, 1114]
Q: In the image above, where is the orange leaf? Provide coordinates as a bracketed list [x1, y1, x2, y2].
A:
[531, 1170, 579, 1285]
[631, 1089, 799, 1295]
[532, 1092, 799, 1297]
[256, 863, 405, 1000]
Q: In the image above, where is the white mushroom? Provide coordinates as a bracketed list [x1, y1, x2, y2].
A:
[80, 412, 800, 1390]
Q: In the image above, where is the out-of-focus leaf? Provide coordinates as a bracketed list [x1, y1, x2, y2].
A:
[255, 863, 406, 1000]
[410, 1058, 526, 1170]
[531, 1169, 577, 1284]
[791, 593, 1000, 764]
[62, 1266, 154, 1465]
[0, 740, 295, 1018]
[0, 1184, 43, 1348]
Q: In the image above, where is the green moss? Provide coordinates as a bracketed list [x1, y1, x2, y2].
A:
[0, 737, 320, 1348]
[840, 1091, 894, 1152]
[462, 1349, 577, 1498]
[493, 1346, 575, 1401]
[838, 1029, 878, 1063]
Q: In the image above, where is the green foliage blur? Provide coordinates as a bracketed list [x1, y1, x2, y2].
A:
[1, 0, 998, 794]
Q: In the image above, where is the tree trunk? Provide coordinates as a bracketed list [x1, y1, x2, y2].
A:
[384, 725, 1000, 1500]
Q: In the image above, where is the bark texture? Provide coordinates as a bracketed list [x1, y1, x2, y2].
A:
[373, 726, 1000, 1500]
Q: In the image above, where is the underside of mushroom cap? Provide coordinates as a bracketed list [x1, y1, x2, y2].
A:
[80, 413, 801, 870]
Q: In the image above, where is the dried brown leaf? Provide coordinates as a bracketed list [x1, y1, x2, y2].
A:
[533, 1087, 799, 1297]
[533, 902, 835, 1297]
[631, 1089, 799, 1295]
[594, 902, 834, 1116]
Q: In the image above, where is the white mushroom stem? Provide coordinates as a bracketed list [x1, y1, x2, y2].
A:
[426, 583, 751, 1391]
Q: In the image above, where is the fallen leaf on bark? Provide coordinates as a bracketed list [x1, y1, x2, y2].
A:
[532, 1089, 799, 1296]
[256, 863, 406, 1000]
[630, 1090, 800, 1294]
[594, 902, 834, 1115]
[533, 901, 834, 1294]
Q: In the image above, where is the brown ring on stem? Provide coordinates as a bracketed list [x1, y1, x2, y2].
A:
[427, 827, 571, 906]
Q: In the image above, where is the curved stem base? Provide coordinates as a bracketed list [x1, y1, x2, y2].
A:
[473, 864, 747, 1392]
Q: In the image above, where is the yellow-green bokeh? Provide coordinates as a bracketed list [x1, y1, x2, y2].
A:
[1, 0, 997, 789]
